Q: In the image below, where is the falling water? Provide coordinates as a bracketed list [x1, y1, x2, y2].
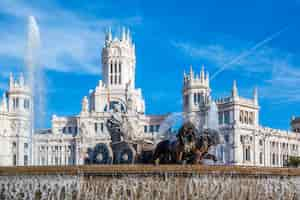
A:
[156, 112, 183, 142]
[26, 16, 46, 129]
[207, 101, 219, 130]
[25, 16, 45, 165]
[207, 101, 225, 163]
[0, 174, 299, 199]
[156, 112, 202, 143]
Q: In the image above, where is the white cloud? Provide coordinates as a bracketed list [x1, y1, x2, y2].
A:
[0, 0, 142, 75]
[172, 40, 300, 103]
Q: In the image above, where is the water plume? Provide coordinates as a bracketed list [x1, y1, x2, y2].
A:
[25, 16, 46, 129]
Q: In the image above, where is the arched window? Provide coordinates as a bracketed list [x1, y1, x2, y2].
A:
[104, 101, 126, 112]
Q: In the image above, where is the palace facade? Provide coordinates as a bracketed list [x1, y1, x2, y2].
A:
[0, 28, 299, 167]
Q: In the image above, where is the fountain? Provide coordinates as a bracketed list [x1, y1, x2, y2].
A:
[1, 20, 298, 198]
[25, 16, 46, 166]
[0, 165, 299, 199]
[1, 98, 300, 198]
[26, 16, 46, 130]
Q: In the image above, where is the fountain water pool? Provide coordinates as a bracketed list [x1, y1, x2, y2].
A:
[0, 173, 299, 199]
[0, 165, 299, 199]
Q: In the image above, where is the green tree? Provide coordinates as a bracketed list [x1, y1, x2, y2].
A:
[288, 156, 300, 167]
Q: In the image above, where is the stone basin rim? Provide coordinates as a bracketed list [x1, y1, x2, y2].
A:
[0, 165, 300, 176]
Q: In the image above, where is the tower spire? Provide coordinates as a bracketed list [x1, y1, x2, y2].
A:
[205, 71, 210, 87]
[106, 27, 112, 42]
[19, 73, 25, 86]
[253, 87, 258, 105]
[200, 65, 205, 82]
[232, 80, 238, 98]
[81, 96, 89, 114]
[189, 65, 194, 79]
[9, 72, 13, 89]
[121, 26, 126, 41]
[127, 28, 131, 43]
[0, 93, 7, 112]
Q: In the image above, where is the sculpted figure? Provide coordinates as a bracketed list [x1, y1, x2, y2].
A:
[106, 103, 131, 142]
[153, 122, 219, 164]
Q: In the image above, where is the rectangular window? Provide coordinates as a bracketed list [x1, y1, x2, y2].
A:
[259, 152, 263, 164]
[114, 63, 118, 74]
[94, 123, 98, 132]
[24, 99, 30, 109]
[55, 157, 59, 165]
[16, 98, 19, 108]
[193, 93, 197, 105]
[224, 135, 229, 143]
[24, 155, 28, 166]
[13, 154, 17, 166]
[110, 75, 113, 84]
[155, 125, 160, 132]
[13, 98, 16, 109]
[68, 127, 72, 134]
[150, 125, 154, 132]
[100, 123, 104, 132]
[110, 63, 113, 73]
[114, 74, 118, 84]
[218, 112, 223, 125]
[249, 112, 254, 124]
[74, 127, 78, 134]
[240, 110, 243, 123]
[245, 146, 251, 161]
[224, 111, 230, 124]
[144, 126, 148, 133]
[244, 111, 248, 124]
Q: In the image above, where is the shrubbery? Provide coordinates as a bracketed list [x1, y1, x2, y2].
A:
[287, 156, 300, 167]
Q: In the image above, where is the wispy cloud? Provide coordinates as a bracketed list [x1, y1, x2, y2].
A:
[0, 0, 142, 75]
[172, 38, 300, 103]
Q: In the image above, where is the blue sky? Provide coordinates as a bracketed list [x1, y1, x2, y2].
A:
[0, 0, 299, 130]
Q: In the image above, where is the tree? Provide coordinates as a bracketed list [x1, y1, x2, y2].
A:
[287, 156, 300, 167]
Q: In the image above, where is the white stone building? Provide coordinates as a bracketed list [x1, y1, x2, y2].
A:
[0, 28, 299, 167]
[31, 28, 165, 166]
[0, 73, 31, 166]
[183, 67, 300, 167]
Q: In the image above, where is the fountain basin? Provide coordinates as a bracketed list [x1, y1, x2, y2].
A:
[0, 165, 300, 176]
[1, 165, 300, 199]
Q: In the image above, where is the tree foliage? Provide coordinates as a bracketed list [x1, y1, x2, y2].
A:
[287, 156, 300, 167]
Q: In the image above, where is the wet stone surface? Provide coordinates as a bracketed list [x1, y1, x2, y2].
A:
[0, 173, 300, 199]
